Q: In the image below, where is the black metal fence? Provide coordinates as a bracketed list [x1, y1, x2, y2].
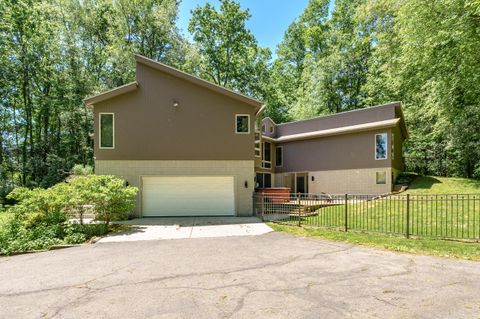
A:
[253, 193, 480, 240]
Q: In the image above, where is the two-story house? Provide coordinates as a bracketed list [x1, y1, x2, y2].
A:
[85, 54, 407, 218]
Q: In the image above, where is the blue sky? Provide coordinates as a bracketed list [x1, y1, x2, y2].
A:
[177, 0, 311, 54]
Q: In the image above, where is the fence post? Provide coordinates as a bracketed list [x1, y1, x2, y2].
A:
[260, 193, 265, 221]
[406, 194, 410, 239]
[344, 194, 348, 232]
[297, 194, 301, 226]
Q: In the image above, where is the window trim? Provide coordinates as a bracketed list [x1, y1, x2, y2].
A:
[376, 171, 387, 185]
[374, 132, 388, 160]
[235, 114, 250, 134]
[99, 112, 115, 149]
[275, 146, 283, 167]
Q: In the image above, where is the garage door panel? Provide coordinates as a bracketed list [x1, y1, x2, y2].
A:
[142, 176, 235, 217]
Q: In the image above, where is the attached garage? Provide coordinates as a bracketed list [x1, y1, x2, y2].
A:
[141, 176, 235, 217]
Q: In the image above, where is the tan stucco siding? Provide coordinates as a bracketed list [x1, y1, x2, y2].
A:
[275, 129, 392, 173]
[273, 167, 392, 195]
[93, 62, 257, 161]
[95, 160, 255, 217]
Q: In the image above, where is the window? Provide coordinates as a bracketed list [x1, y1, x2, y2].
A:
[255, 173, 271, 188]
[236, 114, 250, 134]
[375, 133, 387, 160]
[269, 126, 274, 134]
[254, 132, 261, 157]
[376, 171, 387, 184]
[262, 141, 271, 168]
[262, 124, 266, 133]
[275, 146, 283, 167]
[391, 132, 395, 160]
[99, 113, 114, 149]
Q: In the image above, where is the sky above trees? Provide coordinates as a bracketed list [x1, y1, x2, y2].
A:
[177, 0, 324, 54]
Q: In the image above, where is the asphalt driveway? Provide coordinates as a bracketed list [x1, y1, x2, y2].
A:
[0, 232, 479, 318]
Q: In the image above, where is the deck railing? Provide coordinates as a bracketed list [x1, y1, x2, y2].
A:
[253, 193, 480, 240]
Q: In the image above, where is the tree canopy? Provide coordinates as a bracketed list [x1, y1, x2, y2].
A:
[1, 0, 479, 205]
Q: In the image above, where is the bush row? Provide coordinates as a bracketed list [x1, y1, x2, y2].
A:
[0, 175, 138, 255]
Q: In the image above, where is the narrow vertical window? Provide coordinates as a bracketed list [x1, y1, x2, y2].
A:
[254, 132, 261, 157]
[262, 141, 271, 168]
[99, 113, 114, 149]
[235, 114, 250, 134]
[275, 146, 283, 167]
[375, 133, 387, 160]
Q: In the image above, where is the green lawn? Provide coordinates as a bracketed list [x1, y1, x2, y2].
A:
[269, 223, 480, 261]
[268, 176, 480, 240]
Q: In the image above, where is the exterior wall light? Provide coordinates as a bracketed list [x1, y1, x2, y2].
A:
[244, 180, 248, 188]
[173, 101, 179, 108]
[311, 176, 315, 182]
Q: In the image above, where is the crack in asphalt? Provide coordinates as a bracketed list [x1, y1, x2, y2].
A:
[0, 245, 354, 299]
[2, 236, 479, 319]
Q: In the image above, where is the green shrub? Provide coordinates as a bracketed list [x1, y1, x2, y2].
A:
[0, 175, 137, 255]
[72, 164, 93, 176]
[68, 175, 138, 226]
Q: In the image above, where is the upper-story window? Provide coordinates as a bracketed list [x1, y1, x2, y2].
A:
[275, 146, 283, 167]
[270, 126, 274, 134]
[235, 114, 250, 134]
[262, 124, 266, 133]
[375, 133, 387, 160]
[99, 113, 114, 149]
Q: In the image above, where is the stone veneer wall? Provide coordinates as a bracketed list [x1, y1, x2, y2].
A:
[274, 167, 393, 195]
[95, 160, 255, 217]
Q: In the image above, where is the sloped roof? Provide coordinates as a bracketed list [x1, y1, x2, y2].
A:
[262, 118, 401, 143]
[84, 82, 138, 107]
[84, 54, 265, 114]
[262, 102, 408, 139]
[134, 55, 264, 112]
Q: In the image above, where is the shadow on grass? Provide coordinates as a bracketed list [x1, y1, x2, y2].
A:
[408, 176, 442, 190]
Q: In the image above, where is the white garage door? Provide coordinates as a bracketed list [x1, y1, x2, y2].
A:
[142, 176, 235, 217]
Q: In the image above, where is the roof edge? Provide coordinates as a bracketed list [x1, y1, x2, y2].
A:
[84, 82, 138, 107]
[276, 102, 402, 127]
[267, 118, 400, 143]
[256, 105, 267, 116]
[134, 54, 263, 111]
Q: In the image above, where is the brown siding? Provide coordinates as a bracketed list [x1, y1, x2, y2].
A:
[391, 124, 404, 171]
[93, 62, 256, 160]
[275, 129, 392, 173]
[261, 118, 277, 138]
[276, 103, 397, 137]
